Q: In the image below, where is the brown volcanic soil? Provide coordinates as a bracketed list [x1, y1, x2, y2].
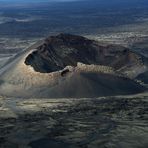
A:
[24, 33, 146, 74]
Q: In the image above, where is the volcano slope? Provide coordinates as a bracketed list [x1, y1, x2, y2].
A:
[0, 33, 147, 98]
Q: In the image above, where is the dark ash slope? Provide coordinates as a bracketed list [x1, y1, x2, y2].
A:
[35, 72, 146, 98]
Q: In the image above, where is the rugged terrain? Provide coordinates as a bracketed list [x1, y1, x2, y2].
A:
[0, 93, 148, 148]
